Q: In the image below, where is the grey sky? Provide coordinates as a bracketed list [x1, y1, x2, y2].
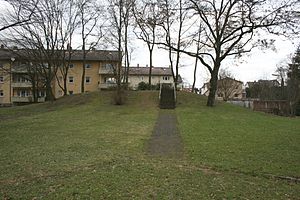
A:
[1, 0, 299, 88]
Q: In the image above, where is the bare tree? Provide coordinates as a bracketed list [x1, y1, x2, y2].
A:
[121, 0, 135, 85]
[158, 0, 175, 80]
[158, 0, 300, 106]
[192, 23, 203, 92]
[287, 46, 300, 115]
[107, 0, 127, 104]
[77, 0, 105, 93]
[273, 64, 288, 100]
[133, 0, 161, 86]
[156, 0, 191, 88]
[4, 0, 75, 101]
[0, 0, 37, 32]
[55, 0, 80, 96]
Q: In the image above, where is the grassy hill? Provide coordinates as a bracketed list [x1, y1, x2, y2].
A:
[0, 91, 299, 199]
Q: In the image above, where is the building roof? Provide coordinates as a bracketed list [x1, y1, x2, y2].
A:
[128, 67, 173, 76]
[246, 79, 280, 88]
[219, 77, 243, 84]
[0, 48, 120, 62]
[70, 50, 120, 61]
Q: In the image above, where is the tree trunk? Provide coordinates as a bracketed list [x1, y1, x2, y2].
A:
[63, 75, 67, 95]
[45, 79, 54, 102]
[32, 81, 37, 103]
[81, 50, 86, 93]
[192, 57, 198, 93]
[149, 49, 153, 87]
[124, 22, 129, 86]
[207, 67, 219, 107]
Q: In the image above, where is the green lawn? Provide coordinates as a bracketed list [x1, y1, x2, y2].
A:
[0, 91, 299, 199]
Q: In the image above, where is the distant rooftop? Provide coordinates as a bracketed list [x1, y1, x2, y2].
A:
[0, 48, 120, 62]
[128, 67, 172, 76]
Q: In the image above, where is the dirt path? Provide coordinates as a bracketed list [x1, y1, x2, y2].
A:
[146, 110, 183, 157]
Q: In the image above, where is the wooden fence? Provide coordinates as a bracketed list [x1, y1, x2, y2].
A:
[252, 100, 290, 116]
[227, 99, 291, 116]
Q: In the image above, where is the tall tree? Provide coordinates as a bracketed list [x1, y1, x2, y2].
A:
[77, 0, 104, 93]
[159, 0, 300, 106]
[107, 0, 127, 104]
[158, 0, 195, 89]
[192, 23, 203, 92]
[55, 0, 80, 96]
[3, 0, 85, 101]
[122, 0, 135, 85]
[287, 46, 300, 115]
[133, 0, 161, 86]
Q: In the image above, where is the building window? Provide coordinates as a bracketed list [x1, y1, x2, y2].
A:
[69, 76, 74, 83]
[140, 76, 144, 81]
[17, 90, 30, 97]
[103, 63, 113, 69]
[15, 76, 27, 83]
[85, 76, 91, 84]
[43, 63, 49, 68]
[58, 90, 63, 96]
[39, 91, 46, 97]
[0, 90, 3, 97]
[69, 91, 73, 95]
[234, 94, 239, 97]
[104, 77, 116, 84]
[0, 76, 3, 83]
[163, 76, 170, 81]
[85, 64, 91, 69]
[69, 63, 74, 68]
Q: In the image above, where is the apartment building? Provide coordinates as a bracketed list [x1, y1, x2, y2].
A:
[54, 50, 120, 98]
[0, 48, 174, 106]
[98, 66, 174, 90]
[0, 48, 120, 106]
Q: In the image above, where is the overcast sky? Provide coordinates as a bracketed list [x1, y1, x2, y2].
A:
[1, 0, 299, 88]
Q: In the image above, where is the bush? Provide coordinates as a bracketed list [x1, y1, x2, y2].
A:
[137, 82, 160, 90]
[137, 82, 149, 90]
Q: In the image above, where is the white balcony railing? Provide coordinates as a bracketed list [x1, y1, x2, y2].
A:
[99, 68, 114, 74]
[11, 96, 46, 103]
[11, 82, 32, 88]
[99, 83, 117, 89]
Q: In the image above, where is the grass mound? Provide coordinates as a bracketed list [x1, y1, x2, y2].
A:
[0, 91, 299, 199]
[177, 92, 300, 177]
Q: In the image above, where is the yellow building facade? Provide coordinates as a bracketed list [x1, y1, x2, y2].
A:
[1, 49, 174, 106]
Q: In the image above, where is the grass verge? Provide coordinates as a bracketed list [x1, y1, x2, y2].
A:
[0, 91, 299, 199]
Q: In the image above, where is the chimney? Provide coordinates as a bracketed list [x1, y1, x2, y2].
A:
[0, 44, 4, 49]
[137, 63, 139, 68]
[146, 64, 148, 67]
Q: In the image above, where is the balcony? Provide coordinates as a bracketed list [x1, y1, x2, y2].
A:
[11, 96, 45, 103]
[11, 68, 28, 74]
[11, 82, 32, 88]
[99, 83, 117, 89]
[99, 68, 114, 74]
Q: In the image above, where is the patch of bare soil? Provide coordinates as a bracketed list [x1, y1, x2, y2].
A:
[146, 111, 183, 157]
